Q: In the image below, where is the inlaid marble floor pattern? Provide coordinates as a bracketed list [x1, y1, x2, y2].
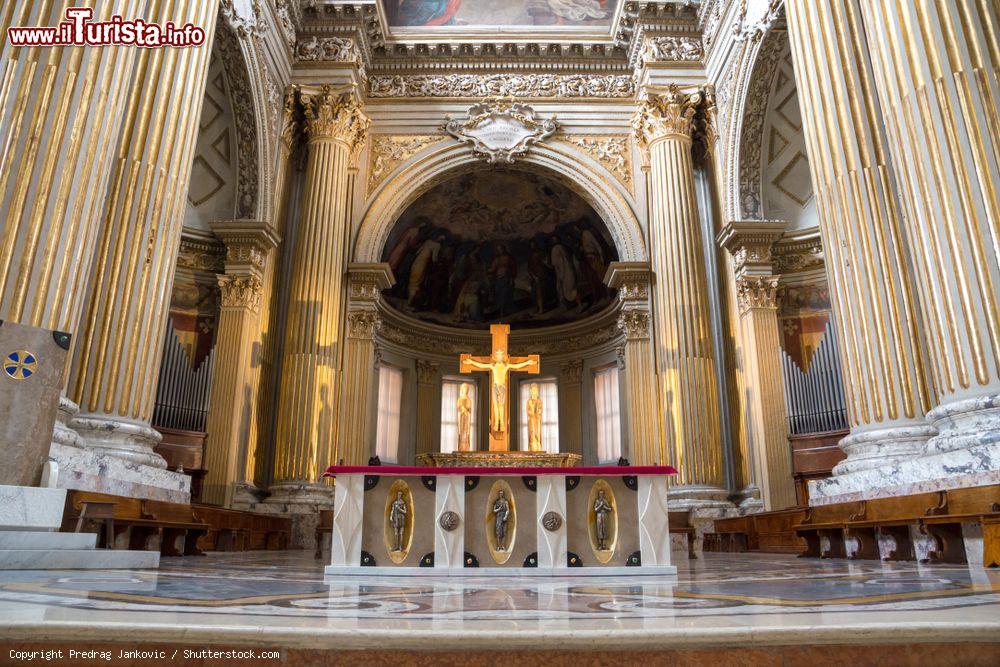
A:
[0, 551, 997, 648]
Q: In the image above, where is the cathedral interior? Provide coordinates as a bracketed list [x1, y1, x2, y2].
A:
[0, 1, 998, 665]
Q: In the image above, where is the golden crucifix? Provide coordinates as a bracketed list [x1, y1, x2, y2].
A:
[460, 324, 540, 452]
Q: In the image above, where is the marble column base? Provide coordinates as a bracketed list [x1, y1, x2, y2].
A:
[734, 485, 765, 511]
[832, 424, 937, 476]
[258, 481, 336, 550]
[70, 415, 168, 469]
[808, 441, 1000, 505]
[47, 442, 190, 503]
[667, 485, 733, 510]
[51, 397, 84, 449]
[230, 482, 266, 509]
[924, 392, 1000, 454]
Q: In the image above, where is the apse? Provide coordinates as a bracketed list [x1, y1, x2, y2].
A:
[379, 169, 620, 330]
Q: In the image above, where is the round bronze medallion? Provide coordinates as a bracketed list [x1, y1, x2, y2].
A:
[438, 510, 460, 531]
[542, 511, 563, 532]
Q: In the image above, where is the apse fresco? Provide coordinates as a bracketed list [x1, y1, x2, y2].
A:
[381, 170, 619, 329]
[384, 0, 619, 28]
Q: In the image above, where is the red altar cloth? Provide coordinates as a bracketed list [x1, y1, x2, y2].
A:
[323, 464, 678, 477]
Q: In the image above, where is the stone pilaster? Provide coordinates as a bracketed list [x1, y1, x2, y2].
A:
[719, 221, 795, 511]
[200, 221, 278, 507]
[859, 0, 1000, 454]
[605, 262, 659, 465]
[785, 1, 936, 475]
[632, 85, 728, 501]
[415, 359, 440, 457]
[67, 0, 219, 490]
[338, 263, 394, 464]
[269, 85, 369, 504]
[558, 360, 583, 459]
[0, 1, 145, 452]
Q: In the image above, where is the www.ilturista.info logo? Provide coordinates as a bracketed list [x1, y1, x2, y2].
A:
[7, 7, 205, 48]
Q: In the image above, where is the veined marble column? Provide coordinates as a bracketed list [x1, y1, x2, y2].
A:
[719, 222, 796, 511]
[269, 85, 369, 503]
[0, 1, 144, 450]
[785, 0, 936, 474]
[605, 262, 660, 465]
[69, 0, 219, 476]
[201, 221, 278, 507]
[337, 264, 393, 465]
[415, 360, 440, 458]
[859, 0, 1000, 453]
[632, 86, 727, 500]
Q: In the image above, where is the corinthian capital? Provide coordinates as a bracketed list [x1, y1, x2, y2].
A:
[618, 309, 651, 341]
[301, 85, 370, 149]
[218, 275, 263, 312]
[736, 275, 780, 313]
[632, 84, 704, 151]
[281, 88, 299, 152]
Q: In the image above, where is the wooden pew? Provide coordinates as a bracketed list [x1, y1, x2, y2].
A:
[752, 508, 808, 554]
[192, 504, 290, 552]
[709, 516, 750, 553]
[921, 485, 1000, 564]
[794, 501, 862, 558]
[668, 511, 697, 559]
[847, 492, 942, 561]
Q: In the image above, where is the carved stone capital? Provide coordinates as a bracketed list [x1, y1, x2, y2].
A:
[717, 220, 786, 277]
[604, 261, 652, 304]
[218, 274, 263, 312]
[416, 359, 439, 386]
[210, 220, 280, 277]
[736, 275, 780, 313]
[618, 309, 650, 341]
[301, 85, 370, 149]
[348, 263, 395, 303]
[560, 360, 583, 385]
[347, 310, 381, 340]
[632, 84, 704, 151]
[280, 88, 299, 152]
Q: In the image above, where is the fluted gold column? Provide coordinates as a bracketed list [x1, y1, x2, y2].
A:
[269, 85, 369, 502]
[201, 222, 278, 506]
[0, 1, 144, 448]
[69, 0, 219, 467]
[606, 262, 659, 465]
[719, 222, 796, 511]
[244, 91, 299, 490]
[633, 86, 727, 499]
[859, 0, 1000, 453]
[785, 0, 935, 473]
[337, 264, 394, 464]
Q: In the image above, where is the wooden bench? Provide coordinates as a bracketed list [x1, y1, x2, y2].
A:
[794, 501, 863, 558]
[192, 505, 290, 552]
[845, 492, 942, 561]
[753, 508, 808, 554]
[921, 485, 1000, 564]
[708, 516, 750, 553]
[668, 511, 697, 559]
[315, 509, 333, 559]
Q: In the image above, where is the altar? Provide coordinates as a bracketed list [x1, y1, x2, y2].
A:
[322, 464, 678, 576]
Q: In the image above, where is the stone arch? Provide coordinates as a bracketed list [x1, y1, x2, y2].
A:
[353, 141, 647, 264]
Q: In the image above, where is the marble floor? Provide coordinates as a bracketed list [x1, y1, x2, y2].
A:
[0, 551, 997, 652]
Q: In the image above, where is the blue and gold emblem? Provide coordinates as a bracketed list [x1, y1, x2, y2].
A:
[3, 349, 37, 380]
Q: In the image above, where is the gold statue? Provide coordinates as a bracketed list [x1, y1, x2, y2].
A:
[461, 324, 540, 452]
[526, 383, 543, 452]
[456, 382, 473, 452]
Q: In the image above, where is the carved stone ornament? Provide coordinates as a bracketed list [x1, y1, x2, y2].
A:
[219, 0, 266, 39]
[415, 359, 439, 385]
[439, 511, 460, 532]
[347, 310, 381, 340]
[542, 511, 563, 532]
[736, 275, 780, 313]
[218, 274, 262, 311]
[733, 0, 784, 43]
[215, 23, 259, 219]
[564, 135, 632, 189]
[296, 36, 355, 62]
[773, 236, 825, 274]
[641, 36, 704, 65]
[618, 309, 650, 341]
[301, 85, 370, 150]
[369, 74, 635, 99]
[367, 135, 442, 194]
[443, 100, 558, 165]
[738, 31, 785, 218]
[632, 85, 705, 151]
[560, 360, 583, 384]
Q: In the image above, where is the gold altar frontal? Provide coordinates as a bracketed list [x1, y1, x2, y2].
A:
[416, 451, 583, 468]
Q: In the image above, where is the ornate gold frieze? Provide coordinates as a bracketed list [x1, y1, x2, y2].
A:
[177, 236, 225, 273]
[301, 85, 370, 149]
[368, 73, 636, 99]
[562, 135, 632, 190]
[218, 274, 263, 311]
[416, 451, 582, 468]
[367, 134, 443, 194]
[632, 85, 705, 151]
[773, 235, 825, 274]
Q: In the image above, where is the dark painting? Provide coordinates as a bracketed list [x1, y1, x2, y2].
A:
[380, 170, 619, 329]
[384, 0, 619, 28]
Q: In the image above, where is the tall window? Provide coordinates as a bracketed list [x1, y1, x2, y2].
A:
[440, 379, 477, 453]
[593, 366, 622, 463]
[375, 365, 403, 462]
[519, 379, 559, 452]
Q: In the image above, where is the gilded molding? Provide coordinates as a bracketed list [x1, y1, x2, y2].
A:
[736, 275, 780, 313]
[301, 85, 370, 149]
[368, 73, 636, 99]
[218, 274, 263, 312]
[367, 135, 443, 194]
[632, 85, 704, 151]
[562, 135, 632, 190]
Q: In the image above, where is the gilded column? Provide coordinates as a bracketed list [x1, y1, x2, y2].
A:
[201, 221, 277, 506]
[69, 0, 220, 469]
[719, 222, 796, 511]
[859, 0, 1000, 452]
[0, 1, 144, 448]
[606, 262, 659, 465]
[338, 263, 394, 464]
[784, 0, 935, 473]
[415, 360, 441, 457]
[632, 85, 727, 500]
[269, 85, 369, 502]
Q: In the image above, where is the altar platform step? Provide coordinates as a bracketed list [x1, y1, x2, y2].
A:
[0, 548, 159, 570]
[0, 530, 97, 550]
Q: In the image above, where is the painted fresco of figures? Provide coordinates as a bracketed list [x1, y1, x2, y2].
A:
[385, 0, 618, 27]
[380, 170, 619, 330]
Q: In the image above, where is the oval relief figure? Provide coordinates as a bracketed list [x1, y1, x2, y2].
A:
[457, 382, 473, 452]
[383, 480, 414, 564]
[526, 383, 543, 452]
[485, 479, 516, 564]
[588, 480, 618, 564]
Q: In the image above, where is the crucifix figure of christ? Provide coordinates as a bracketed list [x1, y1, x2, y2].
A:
[460, 324, 540, 452]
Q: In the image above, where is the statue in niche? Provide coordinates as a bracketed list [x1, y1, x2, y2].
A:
[594, 489, 613, 550]
[456, 383, 473, 452]
[526, 383, 543, 452]
[493, 489, 511, 551]
[390, 490, 407, 552]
